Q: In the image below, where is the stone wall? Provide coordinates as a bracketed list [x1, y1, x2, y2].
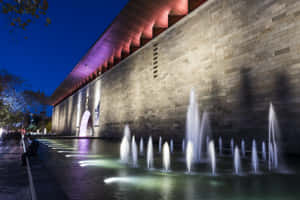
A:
[52, 0, 300, 154]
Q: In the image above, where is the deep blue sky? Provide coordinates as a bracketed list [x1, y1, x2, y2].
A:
[0, 0, 129, 96]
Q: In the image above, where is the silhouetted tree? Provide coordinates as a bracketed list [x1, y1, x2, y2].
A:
[0, 0, 50, 30]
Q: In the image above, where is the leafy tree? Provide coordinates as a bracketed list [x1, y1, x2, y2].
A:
[25, 112, 51, 132]
[0, 69, 23, 92]
[0, 0, 50, 30]
[23, 89, 49, 113]
[0, 69, 50, 131]
[45, 119, 51, 132]
[0, 101, 11, 127]
[0, 69, 25, 129]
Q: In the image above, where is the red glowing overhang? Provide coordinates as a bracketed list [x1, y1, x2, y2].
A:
[50, 0, 208, 106]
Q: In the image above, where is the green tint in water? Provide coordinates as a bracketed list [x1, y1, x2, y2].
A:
[38, 139, 300, 200]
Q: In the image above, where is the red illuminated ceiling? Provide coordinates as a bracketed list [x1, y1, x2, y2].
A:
[51, 0, 208, 106]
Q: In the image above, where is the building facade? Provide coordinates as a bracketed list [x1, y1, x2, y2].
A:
[52, 0, 300, 154]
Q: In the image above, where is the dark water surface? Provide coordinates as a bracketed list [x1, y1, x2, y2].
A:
[37, 139, 300, 200]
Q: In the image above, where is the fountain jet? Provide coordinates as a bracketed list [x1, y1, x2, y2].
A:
[159, 136, 162, 153]
[234, 146, 241, 175]
[186, 89, 201, 162]
[208, 141, 216, 176]
[199, 112, 211, 159]
[262, 141, 267, 161]
[120, 125, 131, 163]
[131, 136, 138, 167]
[241, 139, 246, 157]
[252, 139, 258, 173]
[182, 139, 185, 153]
[170, 139, 174, 153]
[139, 137, 144, 155]
[218, 136, 222, 156]
[186, 141, 193, 173]
[147, 136, 154, 169]
[186, 89, 211, 162]
[163, 142, 171, 172]
[206, 136, 210, 152]
[230, 138, 234, 155]
[268, 103, 280, 170]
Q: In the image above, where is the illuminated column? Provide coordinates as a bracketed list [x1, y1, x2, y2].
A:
[76, 91, 82, 136]
[52, 107, 56, 133]
[57, 105, 61, 133]
[93, 79, 101, 126]
[68, 95, 74, 133]
[85, 87, 89, 110]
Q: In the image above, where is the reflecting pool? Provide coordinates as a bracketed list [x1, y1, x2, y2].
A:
[38, 139, 300, 200]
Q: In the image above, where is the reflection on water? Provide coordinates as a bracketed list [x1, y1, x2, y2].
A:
[78, 139, 90, 152]
[52, 147, 77, 150]
[104, 177, 134, 184]
[65, 154, 103, 158]
[79, 159, 125, 169]
[57, 150, 88, 154]
[161, 176, 172, 200]
[38, 139, 300, 200]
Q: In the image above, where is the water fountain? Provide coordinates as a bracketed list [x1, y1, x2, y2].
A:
[186, 141, 193, 173]
[234, 146, 241, 175]
[208, 141, 216, 176]
[262, 141, 266, 161]
[206, 136, 210, 152]
[159, 136, 162, 153]
[252, 139, 258, 173]
[218, 137, 222, 156]
[268, 103, 279, 170]
[185, 89, 212, 162]
[162, 142, 171, 172]
[182, 139, 185, 153]
[186, 89, 201, 162]
[120, 125, 131, 163]
[230, 138, 234, 155]
[241, 139, 246, 157]
[131, 136, 138, 167]
[147, 136, 154, 169]
[269, 144, 274, 169]
[200, 112, 211, 159]
[119, 96, 285, 178]
[139, 137, 144, 155]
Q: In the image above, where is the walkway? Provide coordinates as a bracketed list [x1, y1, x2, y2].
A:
[0, 138, 67, 200]
[0, 139, 30, 200]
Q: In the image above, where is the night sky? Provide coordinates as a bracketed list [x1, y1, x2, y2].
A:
[0, 0, 129, 96]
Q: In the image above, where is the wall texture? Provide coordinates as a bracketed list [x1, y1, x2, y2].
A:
[52, 0, 300, 154]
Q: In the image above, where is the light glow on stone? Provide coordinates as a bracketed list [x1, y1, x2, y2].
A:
[172, 0, 188, 15]
[155, 9, 170, 28]
[93, 80, 101, 125]
[79, 110, 91, 137]
[51, 0, 208, 106]
[76, 91, 82, 128]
